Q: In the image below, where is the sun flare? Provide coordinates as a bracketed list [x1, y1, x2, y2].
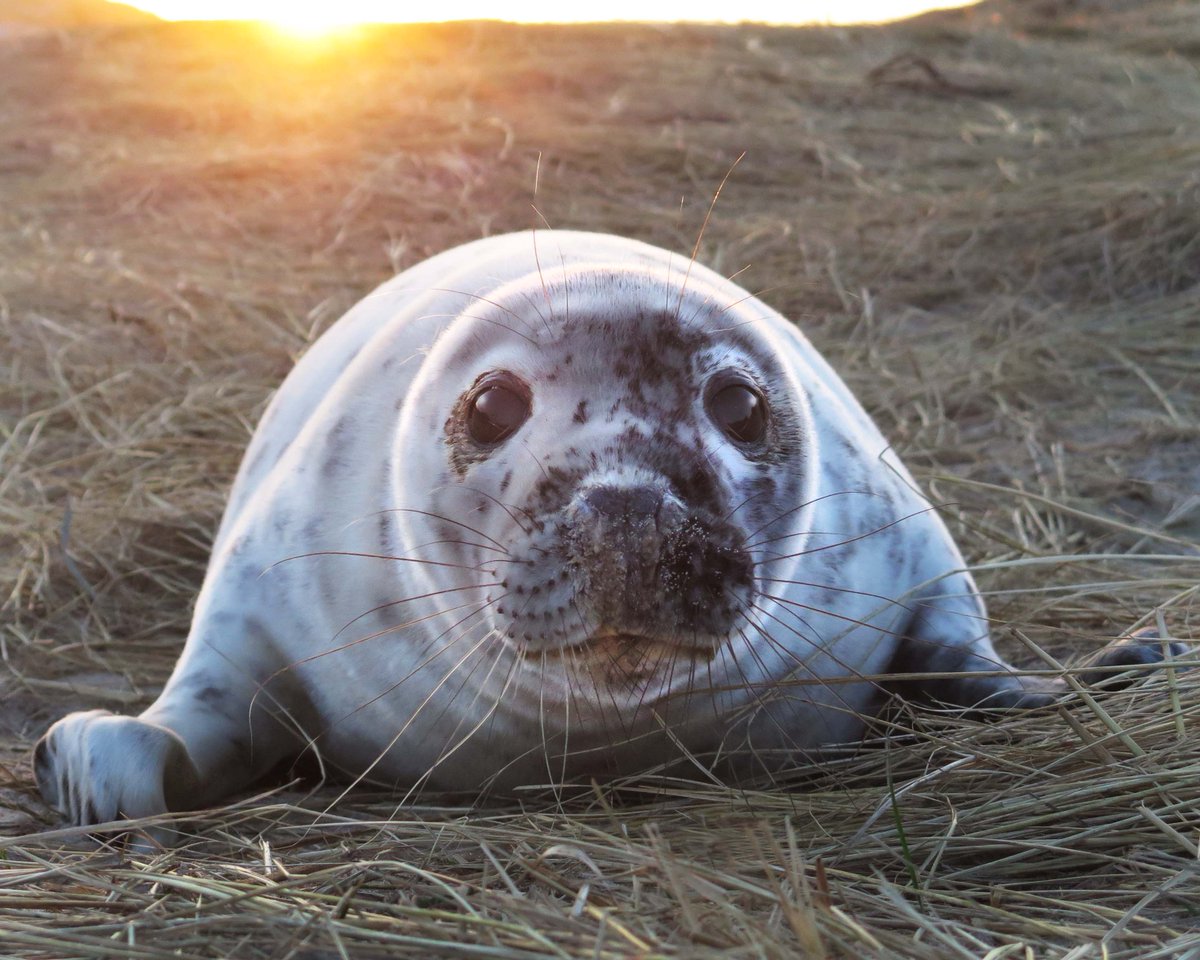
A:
[118, 0, 981, 33]
[266, 12, 362, 38]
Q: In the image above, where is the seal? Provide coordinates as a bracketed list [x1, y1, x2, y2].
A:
[34, 230, 1183, 829]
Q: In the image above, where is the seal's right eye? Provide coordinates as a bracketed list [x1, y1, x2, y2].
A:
[709, 382, 768, 445]
[467, 383, 530, 444]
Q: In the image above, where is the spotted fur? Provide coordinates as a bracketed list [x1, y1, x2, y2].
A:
[34, 231, 1183, 832]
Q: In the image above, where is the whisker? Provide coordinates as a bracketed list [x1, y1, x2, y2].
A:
[522, 438, 552, 484]
[745, 526, 840, 550]
[758, 591, 909, 638]
[714, 287, 780, 320]
[421, 306, 538, 346]
[328, 582, 503, 646]
[408, 632, 521, 784]
[324, 619, 504, 811]
[566, 604, 642, 747]
[732, 609, 870, 753]
[530, 205, 569, 334]
[721, 487, 771, 524]
[758, 577, 912, 604]
[759, 506, 939, 562]
[249, 594, 499, 730]
[710, 304, 791, 334]
[462, 485, 542, 534]
[426, 287, 541, 342]
[263, 550, 511, 575]
[529, 221, 556, 332]
[731, 577, 888, 706]
[259, 595, 495, 690]
[674, 151, 745, 319]
[188, 638, 326, 792]
[718, 624, 800, 746]
[408, 537, 511, 555]
[418, 665, 522, 808]
[537, 649, 567, 800]
[558, 608, 619, 763]
[740, 489, 884, 547]
[725, 263, 753, 285]
[384, 507, 511, 553]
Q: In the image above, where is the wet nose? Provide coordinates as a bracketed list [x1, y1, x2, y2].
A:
[581, 485, 663, 522]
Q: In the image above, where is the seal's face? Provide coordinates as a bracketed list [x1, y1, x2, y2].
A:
[395, 267, 813, 705]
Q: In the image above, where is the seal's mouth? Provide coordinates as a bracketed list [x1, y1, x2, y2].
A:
[548, 631, 719, 656]
[529, 631, 720, 685]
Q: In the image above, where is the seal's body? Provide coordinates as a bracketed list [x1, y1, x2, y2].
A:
[35, 231, 1176, 827]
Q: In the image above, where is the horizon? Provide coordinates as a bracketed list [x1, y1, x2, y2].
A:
[113, 0, 980, 30]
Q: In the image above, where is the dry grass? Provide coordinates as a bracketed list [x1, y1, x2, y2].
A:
[1, 1, 1198, 956]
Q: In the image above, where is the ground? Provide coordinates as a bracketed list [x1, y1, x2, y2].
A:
[0, 1, 1198, 956]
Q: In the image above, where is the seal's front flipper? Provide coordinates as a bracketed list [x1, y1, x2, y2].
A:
[887, 636, 1062, 711]
[1076, 627, 1188, 689]
[890, 591, 1189, 713]
[886, 580, 1061, 711]
[34, 665, 298, 844]
[34, 710, 203, 841]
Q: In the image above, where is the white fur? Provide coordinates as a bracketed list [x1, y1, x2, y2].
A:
[37, 230, 1047, 826]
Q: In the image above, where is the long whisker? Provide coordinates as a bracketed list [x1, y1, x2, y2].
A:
[758, 578, 916, 607]
[674, 151, 745, 318]
[721, 487, 771, 524]
[728, 573, 895, 708]
[263, 550, 519, 575]
[522, 438, 552, 484]
[249, 593, 498, 741]
[384, 507, 512, 553]
[734, 608, 870, 753]
[758, 506, 940, 562]
[328, 582, 504, 646]
[717, 625, 800, 748]
[425, 287, 542, 341]
[740, 489, 884, 547]
[259, 595, 494, 691]
[386, 581, 560, 804]
[707, 288, 782, 328]
[412, 306, 537, 346]
[529, 220, 556, 331]
[407, 537, 511, 555]
[323, 617, 503, 811]
[536, 650, 566, 801]
[564, 606, 635, 747]
[530, 204, 568, 335]
[462, 485, 543, 534]
[406, 641, 524, 805]
[755, 593, 906, 645]
[312, 595, 509, 785]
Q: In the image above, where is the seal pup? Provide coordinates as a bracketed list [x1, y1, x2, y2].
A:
[34, 230, 1182, 828]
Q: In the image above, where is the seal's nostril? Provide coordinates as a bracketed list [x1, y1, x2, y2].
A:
[582, 485, 663, 520]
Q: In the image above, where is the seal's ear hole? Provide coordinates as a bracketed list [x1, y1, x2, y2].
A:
[467, 379, 531, 445]
[708, 383, 768, 445]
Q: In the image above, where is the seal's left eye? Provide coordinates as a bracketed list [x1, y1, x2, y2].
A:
[709, 383, 768, 444]
[467, 383, 530, 444]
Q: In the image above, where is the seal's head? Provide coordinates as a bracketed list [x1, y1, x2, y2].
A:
[395, 263, 817, 708]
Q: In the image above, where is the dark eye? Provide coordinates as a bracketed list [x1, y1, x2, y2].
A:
[467, 382, 530, 444]
[709, 383, 768, 444]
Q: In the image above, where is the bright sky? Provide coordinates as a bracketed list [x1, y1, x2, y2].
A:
[122, 1, 978, 31]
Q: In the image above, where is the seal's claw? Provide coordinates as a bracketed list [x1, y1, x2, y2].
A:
[1078, 628, 1189, 690]
[33, 709, 202, 832]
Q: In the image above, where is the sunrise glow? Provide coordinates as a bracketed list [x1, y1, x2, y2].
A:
[118, 1, 980, 30]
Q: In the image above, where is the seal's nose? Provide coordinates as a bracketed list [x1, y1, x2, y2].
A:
[564, 480, 752, 641]
[581, 485, 663, 522]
